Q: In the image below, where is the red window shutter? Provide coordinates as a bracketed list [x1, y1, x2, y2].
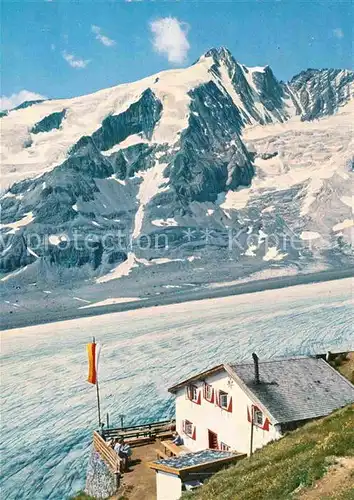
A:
[192, 426, 196, 440]
[196, 390, 201, 405]
[263, 417, 270, 431]
[247, 406, 251, 422]
[215, 390, 219, 407]
[227, 397, 233, 413]
[211, 388, 215, 404]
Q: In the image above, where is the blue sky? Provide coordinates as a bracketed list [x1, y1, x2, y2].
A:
[1, 0, 352, 109]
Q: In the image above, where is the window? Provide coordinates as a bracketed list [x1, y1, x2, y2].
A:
[187, 385, 199, 402]
[219, 390, 229, 409]
[254, 409, 264, 426]
[204, 383, 213, 401]
[183, 419, 194, 437]
[220, 442, 230, 451]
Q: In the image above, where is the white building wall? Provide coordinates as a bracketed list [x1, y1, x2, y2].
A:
[156, 471, 182, 500]
[175, 370, 282, 455]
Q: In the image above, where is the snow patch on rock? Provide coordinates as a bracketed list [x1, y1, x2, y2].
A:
[151, 218, 178, 227]
[263, 246, 288, 261]
[132, 162, 168, 239]
[300, 231, 321, 241]
[80, 297, 142, 308]
[333, 219, 354, 231]
[96, 252, 137, 283]
[0, 212, 34, 232]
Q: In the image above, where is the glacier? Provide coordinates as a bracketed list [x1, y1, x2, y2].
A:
[1, 278, 353, 499]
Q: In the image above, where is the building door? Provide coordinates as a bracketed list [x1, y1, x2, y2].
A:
[208, 430, 218, 449]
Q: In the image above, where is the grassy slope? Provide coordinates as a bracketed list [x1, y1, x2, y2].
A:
[183, 404, 354, 500]
[335, 353, 354, 384]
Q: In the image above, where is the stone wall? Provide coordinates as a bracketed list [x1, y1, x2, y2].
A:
[85, 447, 117, 499]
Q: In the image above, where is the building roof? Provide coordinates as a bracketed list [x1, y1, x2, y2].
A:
[229, 357, 354, 424]
[168, 355, 354, 425]
[148, 449, 245, 475]
[168, 364, 224, 394]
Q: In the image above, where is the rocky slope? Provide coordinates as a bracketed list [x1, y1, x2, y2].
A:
[1, 47, 353, 283]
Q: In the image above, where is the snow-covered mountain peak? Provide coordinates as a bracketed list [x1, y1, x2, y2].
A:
[1, 48, 353, 282]
[202, 46, 235, 65]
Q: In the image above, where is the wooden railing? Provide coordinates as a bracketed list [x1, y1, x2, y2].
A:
[102, 419, 175, 443]
[93, 431, 121, 475]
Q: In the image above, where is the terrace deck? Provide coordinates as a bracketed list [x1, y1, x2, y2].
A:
[93, 419, 176, 497]
[110, 442, 158, 500]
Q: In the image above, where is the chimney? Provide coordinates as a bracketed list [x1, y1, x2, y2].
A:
[252, 352, 260, 384]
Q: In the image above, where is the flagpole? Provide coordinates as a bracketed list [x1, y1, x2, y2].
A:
[93, 336, 102, 429]
[96, 380, 102, 428]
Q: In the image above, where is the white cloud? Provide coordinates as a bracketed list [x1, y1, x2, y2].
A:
[333, 28, 344, 39]
[150, 17, 190, 64]
[0, 90, 47, 111]
[91, 25, 116, 47]
[62, 51, 90, 69]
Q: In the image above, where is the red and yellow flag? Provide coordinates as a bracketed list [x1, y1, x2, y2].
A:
[87, 341, 101, 385]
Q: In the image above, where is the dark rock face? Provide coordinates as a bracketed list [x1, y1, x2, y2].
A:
[66, 136, 114, 179]
[252, 66, 288, 122]
[47, 239, 105, 270]
[168, 81, 253, 204]
[108, 143, 156, 180]
[0, 234, 36, 273]
[31, 109, 66, 134]
[259, 152, 278, 160]
[91, 88, 162, 152]
[289, 69, 353, 121]
[206, 48, 289, 125]
[14, 99, 46, 111]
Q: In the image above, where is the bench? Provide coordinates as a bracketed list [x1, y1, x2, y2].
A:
[161, 440, 190, 457]
[156, 431, 174, 440]
[155, 448, 169, 460]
